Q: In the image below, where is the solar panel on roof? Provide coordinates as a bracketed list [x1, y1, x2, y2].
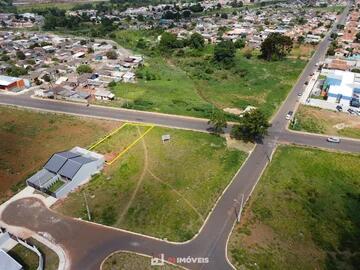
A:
[58, 159, 82, 180]
[71, 156, 94, 164]
[44, 154, 67, 173]
[57, 151, 80, 159]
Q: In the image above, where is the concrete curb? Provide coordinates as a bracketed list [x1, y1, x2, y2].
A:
[33, 234, 69, 270]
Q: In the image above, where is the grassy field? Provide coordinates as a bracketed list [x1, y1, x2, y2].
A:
[8, 244, 39, 270]
[15, 1, 103, 12]
[7, 238, 59, 270]
[102, 252, 182, 270]
[30, 238, 59, 270]
[89, 123, 152, 163]
[111, 30, 307, 119]
[228, 146, 360, 270]
[291, 105, 360, 139]
[53, 127, 247, 241]
[0, 106, 120, 203]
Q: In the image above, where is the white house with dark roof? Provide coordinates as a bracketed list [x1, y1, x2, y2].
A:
[26, 147, 104, 198]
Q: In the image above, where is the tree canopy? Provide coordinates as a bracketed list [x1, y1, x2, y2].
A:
[106, 50, 118, 59]
[188, 33, 205, 49]
[213, 40, 236, 65]
[231, 109, 270, 142]
[76, 64, 93, 74]
[260, 33, 293, 61]
[159, 32, 183, 51]
[208, 110, 227, 134]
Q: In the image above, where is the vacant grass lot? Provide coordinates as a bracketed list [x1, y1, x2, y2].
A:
[0, 106, 119, 203]
[102, 252, 182, 270]
[90, 124, 151, 163]
[111, 56, 213, 118]
[175, 50, 306, 118]
[8, 238, 59, 270]
[291, 105, 360, 139]
[228, 146, 360, 270]
[110, 30, 307, 119]
[54, 127, 247, 241]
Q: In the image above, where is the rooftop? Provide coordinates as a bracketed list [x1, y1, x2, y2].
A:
[0, 249, 22, 270]
[0, 75, 21, 86]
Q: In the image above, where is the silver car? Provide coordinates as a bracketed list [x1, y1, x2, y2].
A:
[327, 137, 340, 143]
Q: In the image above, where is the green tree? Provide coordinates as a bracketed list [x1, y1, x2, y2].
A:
[159, 32, 181, 51]
[231, 109, 270, 142]
[6, 66, 28, 77]
[16, 50, 26, 60]
[1, 54, 10, 62]
[214, 40, 236, 65]
[76, 64, 93, 74]
[208, 110, 227, 134]
[188, 33, 205, 49]
[234, 38, 246, 49]
[106, 50, 118, 59]
[260, 33, 293, 61]
[136, 38, 148, 49]
[297, 35, 305, 44]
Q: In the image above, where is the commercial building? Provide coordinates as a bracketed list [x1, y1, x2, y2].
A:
[321, 70, 360, 107]
[0, 75, 26, 91]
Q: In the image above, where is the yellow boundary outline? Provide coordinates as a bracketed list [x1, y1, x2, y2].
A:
[107, 125, 154, 165]
[88, 122, 154, 165]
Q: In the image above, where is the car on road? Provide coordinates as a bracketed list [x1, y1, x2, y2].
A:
[286, 111, 293, 120]
[327, 137, 341, 143]
[336, 105, 343, 112]
[297, 92, 302, 97]
[304, 81, 309, 85]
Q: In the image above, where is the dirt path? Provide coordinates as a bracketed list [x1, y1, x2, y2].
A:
[116, 126, 148, 225]
[147, 169, 204, 222]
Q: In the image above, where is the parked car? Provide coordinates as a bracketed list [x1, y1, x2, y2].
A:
[286, 111, 293, 120]
[336, 105, 343, 112]
[327, 137, 341, 143]
[304, 81, 309, 85]
[348, 108, 355, 114]
[297, 92, 302, 96]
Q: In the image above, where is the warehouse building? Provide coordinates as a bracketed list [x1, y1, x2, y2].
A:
[322, 70, 360, 107]
[0, 75, 26, 92]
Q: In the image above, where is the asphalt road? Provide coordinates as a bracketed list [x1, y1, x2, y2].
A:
[1, 3, 359, 270]
[0, 94, 211, 132]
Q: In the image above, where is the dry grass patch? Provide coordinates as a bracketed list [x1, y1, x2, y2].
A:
[0, 106, 120, 203]
[291, 105, 360, 139]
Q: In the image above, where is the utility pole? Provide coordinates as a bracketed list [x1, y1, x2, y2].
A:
[83, 192, 91, 221]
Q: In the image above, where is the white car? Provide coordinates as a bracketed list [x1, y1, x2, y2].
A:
[327, 137, 341, 143]
[286, 111, 293, 120]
